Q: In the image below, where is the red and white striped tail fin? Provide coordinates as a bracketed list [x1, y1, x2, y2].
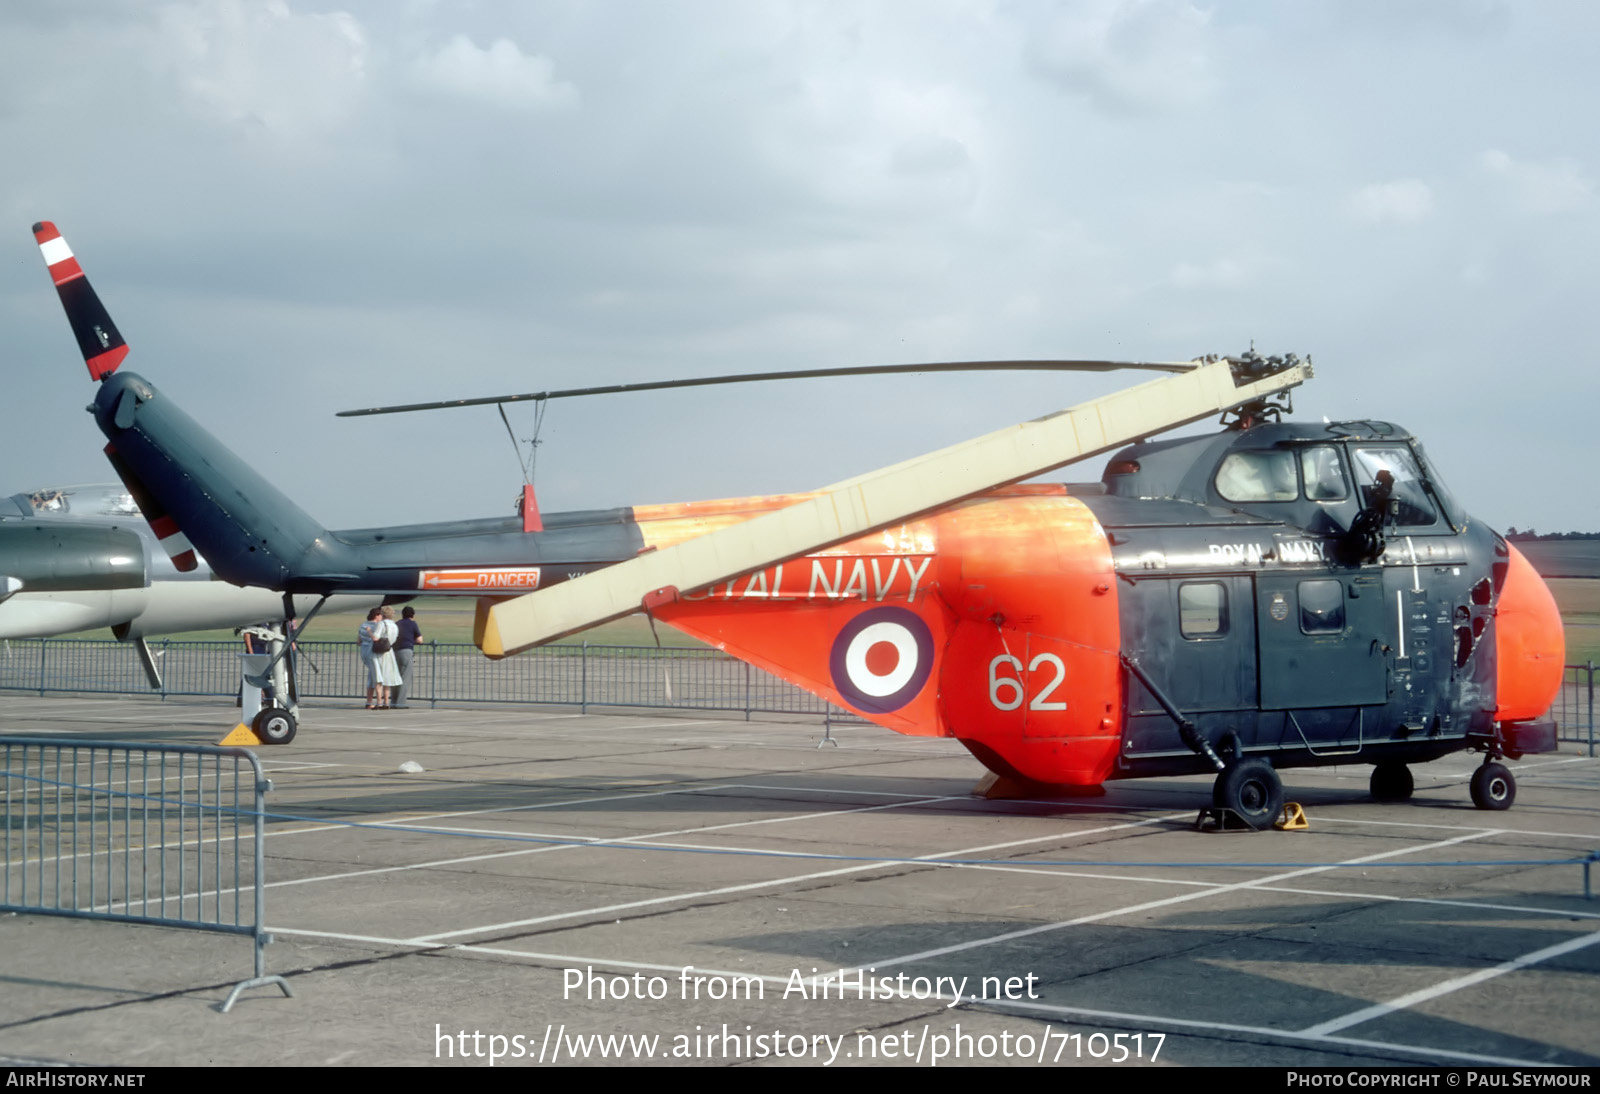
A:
[102, 443, 198, 573]
[33, 221, 129, 381]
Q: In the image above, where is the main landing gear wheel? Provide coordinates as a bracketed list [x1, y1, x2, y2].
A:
[1469, 761, 1515, 811]
[1212, 759, 1284, 831]
[252, 705, 297, 745]
[1369, 761, 1414, 802]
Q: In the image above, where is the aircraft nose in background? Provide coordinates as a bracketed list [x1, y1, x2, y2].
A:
[1495, 545, 1565, 720]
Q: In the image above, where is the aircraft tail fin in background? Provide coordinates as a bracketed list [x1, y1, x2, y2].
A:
[33, 222, 129, 381]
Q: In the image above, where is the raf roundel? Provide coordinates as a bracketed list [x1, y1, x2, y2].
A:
[828, 607, 934, 713]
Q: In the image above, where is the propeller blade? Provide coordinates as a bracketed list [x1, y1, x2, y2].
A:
[336, 359, 1201, 418]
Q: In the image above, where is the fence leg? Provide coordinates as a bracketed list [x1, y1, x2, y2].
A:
[581, 642, 588, 714]
[221, 775, 292, 1013]
[1587, 661, 1595, 758]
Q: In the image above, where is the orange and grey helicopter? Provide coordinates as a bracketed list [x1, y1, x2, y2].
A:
[32, 221, 1566, 826]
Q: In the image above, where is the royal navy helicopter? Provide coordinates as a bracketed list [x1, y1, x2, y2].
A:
[31, 221, 1565, 825]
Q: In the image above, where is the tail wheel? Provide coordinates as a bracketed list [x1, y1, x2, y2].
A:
[1369, 762, 1414, 802]
[252, 705, 297, 746]
[1213, 758, 1284, 830]
[1469, 761, 1515, 811]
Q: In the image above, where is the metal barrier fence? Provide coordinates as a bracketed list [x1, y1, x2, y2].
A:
[0, 639, 857, 721]
[1555, 662, 1598, 757]
[2, 640, 1596, 749]
[0, 736, 291, 1011]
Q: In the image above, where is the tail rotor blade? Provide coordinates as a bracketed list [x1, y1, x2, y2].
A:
[33, 221, 128, 381]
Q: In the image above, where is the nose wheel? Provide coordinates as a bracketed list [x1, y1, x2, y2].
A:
[252, 705, 297, 745]
[1470, 760, 1515, 811]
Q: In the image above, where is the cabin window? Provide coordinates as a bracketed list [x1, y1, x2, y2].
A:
[1179, 582, 1228, 638]
[1215, 451, 1298, 503]
[1184, 582, 1228, 639]
[1352, 446, 1437, 527]
[1298, 579, 1345, 635]
[1299, 446, 1348, 501]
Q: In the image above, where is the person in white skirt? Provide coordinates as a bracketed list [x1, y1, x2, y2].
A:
[373, 606, 402, 708]
[360, 607, 403, 709]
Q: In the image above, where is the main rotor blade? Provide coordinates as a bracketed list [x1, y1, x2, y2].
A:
[335, 359, 1200, 418]
[477, 356, 1313, 658]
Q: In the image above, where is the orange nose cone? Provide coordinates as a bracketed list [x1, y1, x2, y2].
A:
[1496, 545, 1565, 720]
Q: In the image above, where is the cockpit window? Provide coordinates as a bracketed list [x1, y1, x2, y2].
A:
[27, 489, 68, 512]
[1215, 451, 1298, 503]
[1352, 447, 1436, 527]
[24, 486, 140, 519]
[1299, 446, 1348, 501]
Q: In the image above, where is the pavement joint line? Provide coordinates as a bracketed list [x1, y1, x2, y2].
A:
[0, 780, 946, 868]
[699, 783, 953, 800]
[984, 997, 1566, 1069]
[725, 781, 1158, 811]
[341, 793, 970, 844]
[354, 718, 729, 735]
[1223, 884, 1600, 921]
[39, 782, 751, 876]
[859, 830, 1497, 970]
[407, 814, 1183, 942]
[254, 930, 1570, 1069]
[942, 864, 1600, 920]
[1312, 815, 1600, 839]
[185, 793, 971, 904]
[941, 861, 1297, 887]
[1300, 927, 1600, 1036]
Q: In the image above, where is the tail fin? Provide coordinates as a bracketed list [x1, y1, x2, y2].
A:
[33, 222, 350, 591]
[33, 222, 129, 381]
[89, 370, 351, 591]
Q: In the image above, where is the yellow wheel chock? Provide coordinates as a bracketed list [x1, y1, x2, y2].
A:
[1275, 802, 1308, 830]
[217, 722, 265, 747]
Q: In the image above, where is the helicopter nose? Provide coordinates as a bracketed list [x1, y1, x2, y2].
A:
[1495, 545, 1565, 720]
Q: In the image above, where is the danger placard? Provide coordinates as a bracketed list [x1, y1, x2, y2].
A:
[418, 568, 542, 591]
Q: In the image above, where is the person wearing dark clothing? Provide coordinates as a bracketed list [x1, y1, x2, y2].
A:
[393, 606, 424, 709]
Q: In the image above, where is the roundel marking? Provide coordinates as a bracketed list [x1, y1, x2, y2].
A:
[829, 607, 934, 713]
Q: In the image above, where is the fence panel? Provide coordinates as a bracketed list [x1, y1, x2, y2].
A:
[0, 638, 860, 721]
[1552, 662, 1597, 756]
[0, 736, 291, 1011]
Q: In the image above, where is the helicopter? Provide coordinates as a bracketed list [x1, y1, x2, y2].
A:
[31, 221, 1566, 826]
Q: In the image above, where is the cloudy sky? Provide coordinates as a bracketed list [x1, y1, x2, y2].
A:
[2, 0, 1596, 534]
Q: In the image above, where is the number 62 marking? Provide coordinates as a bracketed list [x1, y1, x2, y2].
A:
[987, 653, 1067, 712]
